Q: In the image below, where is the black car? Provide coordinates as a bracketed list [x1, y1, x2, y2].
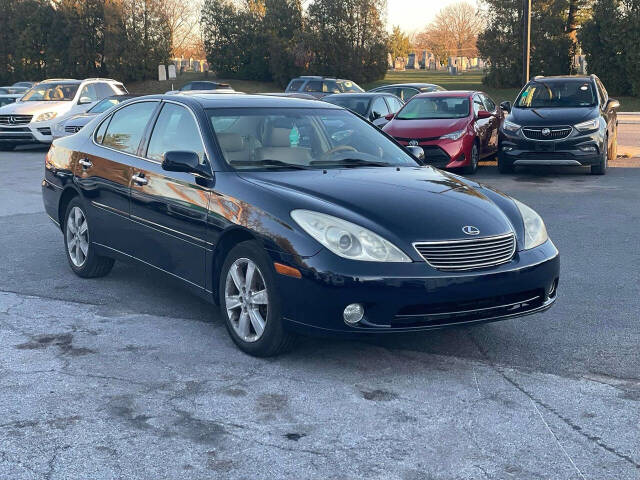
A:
[285, 76, 364, 98]
[498, 75, 619, 175]
[368, 83, 446, 102]
[323, 92, 404, 128]
[43, 94, 559, 356]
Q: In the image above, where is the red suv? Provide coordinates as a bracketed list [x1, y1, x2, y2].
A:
[382, 91, 503, 174]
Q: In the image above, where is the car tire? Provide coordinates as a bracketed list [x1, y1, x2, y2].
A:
[463, 142, 479, 174]
[0, 143, 15, 151]
[219, 240, 296, 357]
[497, 153, 514, 174]
[590, 137, 608, 175]
[63, 197, 115, 278]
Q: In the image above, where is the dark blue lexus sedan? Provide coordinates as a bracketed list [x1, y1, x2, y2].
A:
[42, 94, 559, 356]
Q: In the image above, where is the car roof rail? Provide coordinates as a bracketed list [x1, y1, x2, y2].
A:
[41, 78, 78, 82]
[83, 78, 119, 82]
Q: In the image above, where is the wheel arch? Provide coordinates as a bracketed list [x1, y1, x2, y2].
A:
[57, 186, 82, 229]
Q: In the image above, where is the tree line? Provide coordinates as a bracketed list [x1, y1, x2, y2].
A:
[477, 0, 639, 95]
[200, 0, 389, 87]
[0, 0, 172, 85]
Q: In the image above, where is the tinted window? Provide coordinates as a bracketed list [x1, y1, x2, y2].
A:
[323, 96, 370, 116]
[79, 84, 99, 103]
[89, 97, 123, 114]
[147, 103, 205, 164]
[95, 83, 116, 99]
[323, 80, 340, 94]
[102, 101, 157, 154]
[515, 80, 597, 108]
[304, 81, 322, 92]
[286, 80, 304, 92]
[370, 97, 389, 119]
[482, 94, 496, 112]
[386, 96, 403, 113]
[397, 96, 470, 120]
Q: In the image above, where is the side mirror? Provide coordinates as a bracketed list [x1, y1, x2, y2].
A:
[499, 101, 511, 113]
[78, 96, 93, 105]
[162, 150, 201, 174]
[607, 98, 620, 111]
[477, 110, 493, 119]
[384, 113, 395, 121]
[406, 145, 425, 161]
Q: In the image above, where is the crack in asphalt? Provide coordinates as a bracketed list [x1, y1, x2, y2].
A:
[467, 332, 640, 471]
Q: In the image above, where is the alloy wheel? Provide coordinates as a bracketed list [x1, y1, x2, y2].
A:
[224, 258, 269, 342]
[66, 206, 89, 267]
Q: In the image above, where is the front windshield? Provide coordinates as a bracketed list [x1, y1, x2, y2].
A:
[396, 96, 470, 120]
[515, 80, 597, 108]
[323, 97, 369, 116]
[89, 97, 123, 113]
[337, 80, 364, 93]
[208, 107, 419, 170]
[21, 83, 79, 102]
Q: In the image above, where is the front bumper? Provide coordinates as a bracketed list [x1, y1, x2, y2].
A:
[500, 128, 602, 166]
[0, 122, 55, 144]
[270, 240, 560, 335]
[397, 136, 472, 169]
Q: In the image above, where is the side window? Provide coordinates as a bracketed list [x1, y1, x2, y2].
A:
[79, 84, 98, 103]
[147, 103, 205, 164]
[473, 96, 484, 116]
[113, 83, 128, 94]
[482, 94, 496, 112]
[370, 97, 389, 119]
[102, 101, 157, 154]
[285, 80, 304, 92]
[596, 79, 607, 105]
[95, 83, 115, 100]
[401, 88, 419, 101]
[181, 83, 192, 91]
[386, 96, 403, 113]
[304, 81, 322, 92]
[323, 80, 340, 94]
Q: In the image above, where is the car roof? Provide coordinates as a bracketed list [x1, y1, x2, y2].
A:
[530, 75, 593, 82]
[39, 79, 82, 84]
[293, 76, 352, 82]
[373, 83, 439, 89]
[140, 93, 343, 110]
[413, 90, 476, 98]
[323, 92, 393, 99]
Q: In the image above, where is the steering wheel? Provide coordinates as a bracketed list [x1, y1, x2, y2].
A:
[321, 145, 357, 160]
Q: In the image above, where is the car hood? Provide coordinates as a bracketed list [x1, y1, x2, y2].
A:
[383, 117, 469, 138]
[0, 100, 73, 117]
[239, 167, 520, 253]
[508, 106, 597, 126]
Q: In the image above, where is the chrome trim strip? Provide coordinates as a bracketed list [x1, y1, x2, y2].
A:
[514, 160, 582, 166]
[130, 214, 213, 249]
[94, 242, 211, 292]
[521, 126, 573, 141]
[91, 200, 129, 218]
[413, 232, 513, 246]
[395, 295, 541, 318]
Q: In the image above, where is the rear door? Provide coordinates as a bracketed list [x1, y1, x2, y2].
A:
[128, 101, 212, 288]
[76, 100, 159, 254]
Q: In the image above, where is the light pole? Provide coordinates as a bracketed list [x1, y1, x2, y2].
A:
[522, 0, 531, 85]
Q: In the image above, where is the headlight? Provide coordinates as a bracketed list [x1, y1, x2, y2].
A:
[291, 210, 411, 262]
[440, 129, 465, 141]
[513, 199, 548, 250]
[574, 118, 599, 132]
[34, 112, 57, 122]
[503, 120, 521, 133]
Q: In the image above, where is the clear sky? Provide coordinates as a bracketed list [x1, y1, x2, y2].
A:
[386, 0, 479, 34]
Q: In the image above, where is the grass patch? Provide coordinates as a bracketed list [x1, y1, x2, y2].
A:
[128, 69, 640, 111]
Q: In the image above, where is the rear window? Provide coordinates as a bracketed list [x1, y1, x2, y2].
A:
[285, 80, 304, 92]
[337, 80, 363, 93]
[324, 96, 370, 116]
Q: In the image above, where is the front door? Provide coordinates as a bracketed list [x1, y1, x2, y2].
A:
[75, 100, 159, 254]
[128, 101, 211, 288]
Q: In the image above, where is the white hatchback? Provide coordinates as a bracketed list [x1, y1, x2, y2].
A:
[0, 78, 127, 150]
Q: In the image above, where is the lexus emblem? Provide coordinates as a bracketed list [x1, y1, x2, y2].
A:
[408, 139, 419, 146]
[541, 127, 551, 136]
[462, 225, 480, 236]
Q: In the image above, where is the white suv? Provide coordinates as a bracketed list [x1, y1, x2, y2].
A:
[0, 78, 127, 150]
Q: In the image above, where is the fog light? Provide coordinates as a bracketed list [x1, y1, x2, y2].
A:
[343, 303, 364, 325]
[579, 145, 597, 152]
[502, 146, 513, 151]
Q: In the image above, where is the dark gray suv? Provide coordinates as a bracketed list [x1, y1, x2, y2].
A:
[285, 76, 363, 98]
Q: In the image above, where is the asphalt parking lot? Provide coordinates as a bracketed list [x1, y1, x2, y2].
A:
[1, 144, 639, 479]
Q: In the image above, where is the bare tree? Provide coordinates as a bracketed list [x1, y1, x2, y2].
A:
[160, 0, 203, 57]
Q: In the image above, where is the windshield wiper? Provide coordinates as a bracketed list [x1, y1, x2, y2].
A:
[310, 158, 392, 168]
[233, 159, 309, 170]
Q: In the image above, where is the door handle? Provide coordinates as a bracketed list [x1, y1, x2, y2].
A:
[132, 173, 148, 186]
[78, 158, 92, 168]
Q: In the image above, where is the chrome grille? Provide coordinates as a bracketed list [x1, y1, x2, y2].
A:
[0, 114, 33, 125]
[414, 233, 516, 271]
[522, 126, 572, 140]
